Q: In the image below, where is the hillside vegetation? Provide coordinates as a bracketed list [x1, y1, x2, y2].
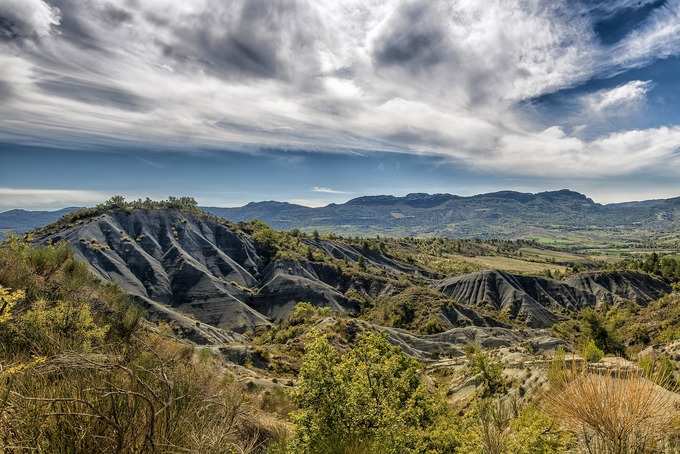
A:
[2, 198, 679, 452]
[0, 238, 287, 452]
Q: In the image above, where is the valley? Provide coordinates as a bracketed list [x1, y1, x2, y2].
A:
[1, 197, 679, 452]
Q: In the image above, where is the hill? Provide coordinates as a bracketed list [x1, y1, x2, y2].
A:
[4, 190, 680, 251]
[0, 207, 80, 239]
[30, 201, 674, 345]
[204, 190, 680, 242]
[438, 270, 670, 328]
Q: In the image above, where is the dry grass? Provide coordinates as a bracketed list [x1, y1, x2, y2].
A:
[545, 366, 680, 453]
[0, 334, 289, 453]
[0, 238, 289, 453]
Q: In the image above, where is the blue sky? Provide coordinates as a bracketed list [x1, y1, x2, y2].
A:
[1, 0, 680, 210]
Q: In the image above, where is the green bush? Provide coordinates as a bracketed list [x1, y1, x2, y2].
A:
[287, 332, 458, 453]
[638, 354, 678, 390]
[458, 399, 571, 453]
[580, 339, 604, 363]
[547, 347, 568, 387]
[465, 344, 506, 397]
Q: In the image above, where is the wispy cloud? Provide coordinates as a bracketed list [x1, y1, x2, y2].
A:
[582, 80, 653, 114]
[0, 188, 108, 210]
[312, 186, 349, 194]
[0, 0, 679, 184]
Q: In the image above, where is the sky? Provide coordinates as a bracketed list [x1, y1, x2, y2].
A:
[1, 0, 680, 210]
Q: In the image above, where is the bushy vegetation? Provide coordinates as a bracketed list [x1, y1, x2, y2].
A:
[464, 344, 507, 398]
[580, 339, 604, 363]
[552, 308, 624, 356]
[365, 287, 454, 334]
[31, 196, 223, 238]
[613, 252, 680, 282]
[252, 302, 365, 375]
[554, 288, 680, 357]
[457, 399, 571, 453]
[0, 239, 286, 452]
[282, 332, 458, 453]
[278, 332, 577, 453]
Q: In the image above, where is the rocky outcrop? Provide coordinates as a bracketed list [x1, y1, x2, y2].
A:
[564, 270, 671, 306]
[437, 270, 597, 327]
[38, 209, 271, 334]
[437, 269, 673, 328]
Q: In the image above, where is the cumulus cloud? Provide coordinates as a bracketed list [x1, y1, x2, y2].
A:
[485, 126, 680, 177]
[0, 0, 679, 181]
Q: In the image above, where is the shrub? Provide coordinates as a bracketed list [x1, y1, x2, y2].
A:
[0, 286, 24, 324]
[458, 399, 571, 453]
[580, 339, 604, 363]
[12, 298, 109, 356]
[465, 344, 506, 397]
[0, 240, 288, 452]
[547, 346, 570, 387]
[579, 309, 624, 355]
[639, 353, 678, 390]
[287, 332, 458, 453]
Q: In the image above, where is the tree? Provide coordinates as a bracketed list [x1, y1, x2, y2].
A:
[288, 332, 454, 453]
[579, 309, 623, 355]
[465, 344, 506, 397]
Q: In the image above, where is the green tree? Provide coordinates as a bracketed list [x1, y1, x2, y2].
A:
[580, 339, 604, 363]
[465, 344, 506, 397]
[288, 332, 456, 453]
[579, 309, 623, 355]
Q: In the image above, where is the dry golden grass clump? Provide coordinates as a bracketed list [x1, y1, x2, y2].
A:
[0, 238, 288, 453]
[545, 365, 680, 453]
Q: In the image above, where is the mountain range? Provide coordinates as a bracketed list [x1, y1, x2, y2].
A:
[2, 189, 679, 240]
[205, 189, 680, 237]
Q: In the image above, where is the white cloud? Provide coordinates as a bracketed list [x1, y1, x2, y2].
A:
[481, 126, 680, 178]
[312, 186, 349, 194]
[0, 0, 60, 39]
[0, 188, 108, 210]
[582, 80, 653, 114]
[610, 0, 680, 69]
[0, 0, 679, 183]
[289, 198, 331, 207]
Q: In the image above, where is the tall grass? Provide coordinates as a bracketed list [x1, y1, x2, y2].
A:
[545, 365, 680, 453]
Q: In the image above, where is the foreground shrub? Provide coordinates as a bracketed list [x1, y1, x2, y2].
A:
[465, 344, 507, 397]
[458, 399, 571, 454]
[287, 332, 459, 453]
[545, 368, 679, 453]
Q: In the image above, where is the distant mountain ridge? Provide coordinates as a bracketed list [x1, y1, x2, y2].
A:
[0, 207, 81, 239]
[2, 189, 679, 239]
[204, 189, 680, 238]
